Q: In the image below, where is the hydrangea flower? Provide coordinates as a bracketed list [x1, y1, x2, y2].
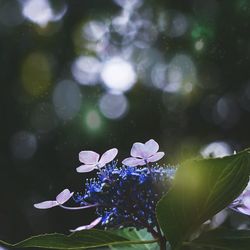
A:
[34, 140, 175, 237]
[77, 148, 118, 173]
[75, 163, 176, 232]
[122, 139, 165, 167]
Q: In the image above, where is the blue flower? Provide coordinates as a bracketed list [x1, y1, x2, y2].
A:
[75, 162, 176, 231]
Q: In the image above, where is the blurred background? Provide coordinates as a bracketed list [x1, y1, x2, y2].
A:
[1, 0, 250, 245]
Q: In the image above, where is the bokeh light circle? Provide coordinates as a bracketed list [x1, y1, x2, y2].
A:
[101, 57, 137, 92]
[72, 56, 101, 85]
[21, 0, 67, 27]
[21, 52, 52, 97]
[99, 92, 128, 119]
[52, 80, 82, 121]
[85, 110, 102, 131]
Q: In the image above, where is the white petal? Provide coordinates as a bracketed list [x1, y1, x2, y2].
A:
[90, 217, 102, 226]
[79, 151, 100, 164]
[34, 200, 58, 209]
[70, 217, 102, 232]
[144, 139, 159, 157]
[236, 206, 250, 216]
[147, 152, 165, 163]
[76, 164, 96, 173]
[122, 157, 146, 167]
[99, 148, 118, 167]
[56, 189, 74, 204]
[130, 142, 146, 158]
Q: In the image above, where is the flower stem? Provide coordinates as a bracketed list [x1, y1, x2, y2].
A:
[159, 236, 167, 250]
[59, 203, 98, 210]
[146, 161, 152, 173]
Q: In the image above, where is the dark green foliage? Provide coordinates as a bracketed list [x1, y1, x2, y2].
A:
[188, 229, 250, 250]
[0, 229, 157, 249]
[156, 150, 250, 249]
[1, 151, 250, 250]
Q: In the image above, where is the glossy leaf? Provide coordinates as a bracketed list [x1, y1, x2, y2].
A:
[0, 229, 157, 249]
[156, 150, 250, 250]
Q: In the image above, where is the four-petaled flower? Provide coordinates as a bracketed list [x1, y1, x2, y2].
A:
[122, 139, 165, 167]
[76, 148, 118, 173]
[34, 189, 73, 209]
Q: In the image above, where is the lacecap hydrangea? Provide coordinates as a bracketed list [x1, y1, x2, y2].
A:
[34, 139, 175, 236]
[34, 139, 250, 237]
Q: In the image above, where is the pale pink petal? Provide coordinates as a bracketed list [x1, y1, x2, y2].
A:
[131, 142, 146, 158]
[147, 152, 165, 163]
[70, 217, 102, 232]
[236, 206, 250, 216]
[144, 139, 159, 157]
[56, 189, 74, 204]
[34, 200, 58, 209]
[89, 217, 102, 226]
[79, 151, 100, 164]
[99, 148, 118, 167]
[122, 157, 146, 167]
[76, 164, 97, 173]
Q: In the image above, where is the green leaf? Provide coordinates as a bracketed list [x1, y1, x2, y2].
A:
[156, 150, 250, 250]
[110, 228, 159, 250]
[0, 229, 157, 249]
[186, 229, 250, 250]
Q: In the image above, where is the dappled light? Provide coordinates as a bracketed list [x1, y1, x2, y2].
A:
[1, 0, 250, 248]
[21, 0, 67, 27]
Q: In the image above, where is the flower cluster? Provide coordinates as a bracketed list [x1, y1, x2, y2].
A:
[34, 139, 175, 234]
[34, 138, 250, 237]
[76, 163, 175, 231]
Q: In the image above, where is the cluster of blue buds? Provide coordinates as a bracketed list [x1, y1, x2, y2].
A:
[77, 163, 175, 231]
[34, 139, 176, 235]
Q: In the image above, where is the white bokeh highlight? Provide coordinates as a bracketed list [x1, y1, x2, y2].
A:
[200, 141, 232, 158]
[101, 57, 137, 92]
[21, 0, 67, 27]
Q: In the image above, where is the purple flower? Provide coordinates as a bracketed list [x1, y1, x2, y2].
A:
[122, 139, 165, 167]
[76, 148, 118, 173]
[34, 189, 73, 209]
[230, 182, 250, 216]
